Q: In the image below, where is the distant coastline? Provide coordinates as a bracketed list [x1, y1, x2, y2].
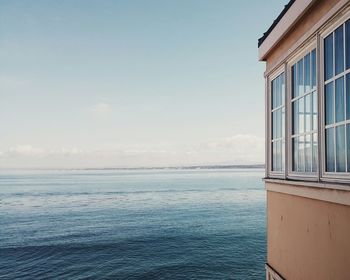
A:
[84, 164, 265, 171]
[0, 164, 265, 171]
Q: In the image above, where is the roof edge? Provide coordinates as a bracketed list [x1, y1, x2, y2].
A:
[258, 0, 316, 61]
[258, 0, 295, 48]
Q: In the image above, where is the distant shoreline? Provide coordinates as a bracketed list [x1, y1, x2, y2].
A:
[0, 164, 265, 171]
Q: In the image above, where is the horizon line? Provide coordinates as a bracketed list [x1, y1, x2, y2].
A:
[0, 163, 265, 171]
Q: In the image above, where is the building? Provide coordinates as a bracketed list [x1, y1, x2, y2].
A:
[259, 0, 350, 279]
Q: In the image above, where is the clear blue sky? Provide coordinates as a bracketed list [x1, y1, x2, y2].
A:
[0, 0, 286, 168]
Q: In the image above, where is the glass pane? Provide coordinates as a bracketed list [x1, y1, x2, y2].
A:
[347, 124, 350, 172]
[335, 77, 345, 123]
[282, 107, 285, 138]
[312, 133, 318, 172]
[271, 73, 285, 173]
[311, 49, 316, 89]
[326, 128, 335, 172]
[346, 73, 350, 120]
[276, 140, 281, 171]
[305, 94, 311, 132]
[292, 65, 297, 98]
[272, 108, 283, 140]
[336, 125, 346, 172]
[292, 101, 298, 135]
[276, 76, 281, 108]
[312, 91, 318, 130]
[281, 73, 285, 106]
[325, 82, 334, 125]
[272, 74, 284, 109]
[304, 53, 311, 93]
[271, 80, 275, 109]
[277, 109, 281, 138]
[335, 25, 344, 75]
[346, 20, 350, 69]
[298, 97, 305, 134]
[297, 59, 304, 97]
[293, 138, 298, 171]
[305, 134, 312, 172]
[272, 111, 275, 139]
[324, 33, 334, 81]
[298, 136, 305, 172]
[272, 142, 276, 171]
[282, 140, 285, 172]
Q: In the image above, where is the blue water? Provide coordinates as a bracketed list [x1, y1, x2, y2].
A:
[0, 168, 266, 279]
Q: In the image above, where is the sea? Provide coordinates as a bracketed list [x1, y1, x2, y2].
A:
[0, 168, 266, 280]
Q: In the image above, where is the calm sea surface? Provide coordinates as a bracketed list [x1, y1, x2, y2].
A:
[0, 168, 266, 280]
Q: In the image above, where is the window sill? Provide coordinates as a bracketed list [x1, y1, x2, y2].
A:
[264, 177, 350, 206]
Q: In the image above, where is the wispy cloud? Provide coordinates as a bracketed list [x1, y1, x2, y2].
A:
[90, 102, 112, 115]
[206, 134, 264, 164]
[0, 134, 264, 169]
[6, 145, 45, 157]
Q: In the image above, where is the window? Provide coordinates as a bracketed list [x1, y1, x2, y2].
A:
[324, 20, 350, 173]
[266, 12, 350, 182]
[291, 49, 318, 173]
[271, 73, 285, 173]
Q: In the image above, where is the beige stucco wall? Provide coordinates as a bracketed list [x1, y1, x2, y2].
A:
[267, 185, 350, 280]
[265, 0, 341, 72]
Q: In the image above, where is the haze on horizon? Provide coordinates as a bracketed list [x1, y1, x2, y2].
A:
[0, 0, 285, 169]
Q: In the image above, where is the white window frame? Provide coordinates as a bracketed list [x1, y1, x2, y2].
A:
[286, 40, 319, 181]
[267, 65, 286, 179]
[319, 9, 350, 183]
[265, 5, 350, 184]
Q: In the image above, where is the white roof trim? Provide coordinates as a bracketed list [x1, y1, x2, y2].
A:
[258, 0, 316, 61]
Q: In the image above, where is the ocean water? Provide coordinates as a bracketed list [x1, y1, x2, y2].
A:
[0, 168, 266, 280]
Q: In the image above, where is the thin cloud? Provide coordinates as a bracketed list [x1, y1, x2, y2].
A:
[90, 102, 112, 115]
[206, 134, 264, 164]
[7, 145, 45, 157]
[0, 135, 264, 169]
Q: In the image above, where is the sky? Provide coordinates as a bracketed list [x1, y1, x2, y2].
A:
[0, 0, 286, 169]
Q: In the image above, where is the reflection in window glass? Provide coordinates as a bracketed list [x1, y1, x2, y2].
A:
[335, 77, 345, 123]
[291, 49, 317, 173]
[293, 138, 298, 171]
[271, 73, 285, 172]
[335, 25, 344, 75]
[311, 49, 316, 89]
[326, 128, 335, 172]
[292, 65, 297, 98]
[324, 33, 334, 81]
[324, 22, 350, 174]
[312, 133, 318, 173]
[272, 142, 276, 171]
[297, 59, 304, 97]
[325, 82, 334, 125]
[276, 141, 281, 171]
[347, 124, 350, 172]
[293, 102, 298, 135]
[305, 93, 311, 132]
[272, 109, 283, 140]
[336, 125, 346, 172]
[298, 136, 305, 172]
[298, 98, 304, 134]
[346, 20, 350, 69]
[312, 92, 317, 130]
[346, 74, 350, 120]
[282, 108, 285, 139]
[304, 53, 311, 93]
[305, 134, 311, 172]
